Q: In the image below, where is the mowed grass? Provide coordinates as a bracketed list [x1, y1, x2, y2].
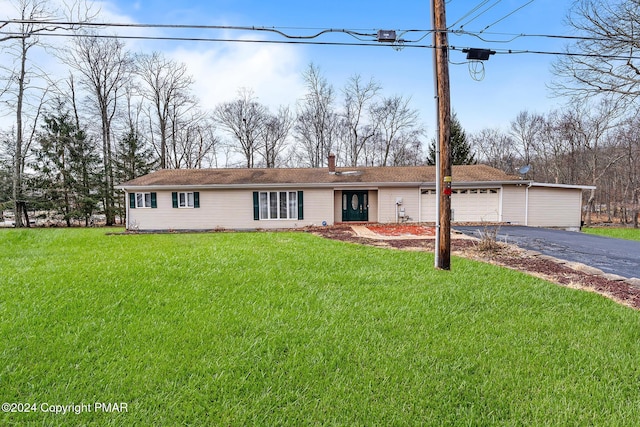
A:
[2, 229, 640, 425]
[583, 226, 640, 241]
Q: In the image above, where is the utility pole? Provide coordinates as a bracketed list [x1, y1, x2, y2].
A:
[432, 0, 452, 270]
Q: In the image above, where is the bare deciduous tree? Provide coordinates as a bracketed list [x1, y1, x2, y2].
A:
[532, 110, 568, 184]
[340, 74, 380, 167]
[136, 52, 195, 169]
[616, 116, 640, 227]
[556, 99, 625, 225]
[552, 0, 640, 106]
[510, 110, 544, 167]
[260, 106, 292, 168]
[1, 0, 94, 226]
[215, 89, 266, 168]
[65, 33, 133, 225]
[168, 111, 219, 169]
[191, 117, 222, 168]
[369, 95, 421, 167]
[295, 63, 337, 167]
[386, 130, 425, 166]
[470, 128, 517, 173]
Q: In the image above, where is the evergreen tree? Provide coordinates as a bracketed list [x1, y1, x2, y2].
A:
[113, 128, 156, 225]
[0, 158, 12, 221]
[114, 128, 156, 183]
[32, 106, 101, 226]
[427, 112, 476, 165]
[0, 136, 13, 211]
[70, 126, 102, 226]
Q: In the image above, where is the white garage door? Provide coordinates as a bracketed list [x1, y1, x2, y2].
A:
[421, 188, 500, 222]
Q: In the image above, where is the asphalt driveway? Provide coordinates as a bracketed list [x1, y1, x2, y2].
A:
[454, 225, 640, 280]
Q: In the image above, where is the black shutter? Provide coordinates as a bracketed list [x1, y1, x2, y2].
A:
[172, 192, 178, 208]
[253, 192, 260, 220]
[151, 192, 157, 208]
[194, 192, 200, 208]
[297, 191, 304, 220]
[129, 193, 136, 209]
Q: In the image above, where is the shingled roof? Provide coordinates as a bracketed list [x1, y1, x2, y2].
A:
[117, 164, 519, 188]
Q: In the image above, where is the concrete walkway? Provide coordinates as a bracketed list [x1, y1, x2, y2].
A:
[351, 225, 473, 240]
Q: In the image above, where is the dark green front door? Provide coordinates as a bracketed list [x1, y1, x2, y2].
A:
[342, 191, 368, 222]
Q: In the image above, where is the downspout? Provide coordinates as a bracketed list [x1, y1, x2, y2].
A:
[395, 202, 399, 224]
[498, 187, 503, 222]
[125, 190, 130, 230]
[525, 182, 533, 226]
[418, 188, 422, 223]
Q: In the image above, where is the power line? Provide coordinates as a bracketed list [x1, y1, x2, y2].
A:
[449, 0, 493, 29]
[3, 18, 631, 45]
[1, 19, 437, 45]
[2, 20, 379, 41]
[451, 29, 635, 45]
[450, 45, 640, 61]
[0, 29, 433, 49]
[478, 0, 535, 34]
[3, 19, 640, 61]
[457, 0, 504, 30]
[449, 0, 535, 34]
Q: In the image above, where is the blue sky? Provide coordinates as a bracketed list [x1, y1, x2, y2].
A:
[4, 0, 576, 137]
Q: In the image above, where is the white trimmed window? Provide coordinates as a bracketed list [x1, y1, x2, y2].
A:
[172, 192, 200, 208]
[179, 192, 194, 208]
[132, 192, 155, 208]
[257, 191, 299, 220]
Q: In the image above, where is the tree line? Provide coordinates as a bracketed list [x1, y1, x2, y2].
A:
[1, 0, 639, 227]
[470, 105, 640, 227]
[0, 0, 426, 226]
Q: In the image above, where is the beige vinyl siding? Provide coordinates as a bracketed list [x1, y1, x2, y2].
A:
[368, 191, 379, 223]
[378, 188, 420, 223]
[296, 188, 335, 227]
[333, 191, 342, 223]
[128, 188, 334, 230]
[527, 187, 582, 227]
[501, 185, 527, 225]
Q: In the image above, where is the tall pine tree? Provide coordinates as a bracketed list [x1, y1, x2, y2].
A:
[114, 128, 156, 183]
[427, 112, 476, 165]
[113, 128, 157, 224]
[32, 105, 101, 226]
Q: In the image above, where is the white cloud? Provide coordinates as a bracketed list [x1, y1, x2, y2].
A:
[2, 0, 306, 116]
[170, 40, 306, 112]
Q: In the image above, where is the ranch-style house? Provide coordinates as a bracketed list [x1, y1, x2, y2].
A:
[117, 156, 594, 231]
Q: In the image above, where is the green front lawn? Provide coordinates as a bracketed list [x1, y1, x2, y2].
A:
[1, 229, 640, 425]
[583, 226, 640, 241]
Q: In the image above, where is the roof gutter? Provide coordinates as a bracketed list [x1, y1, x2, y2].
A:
[526, 182, 596, 190]
[115, 179, 597, 193]
[116, 181, 429, 192]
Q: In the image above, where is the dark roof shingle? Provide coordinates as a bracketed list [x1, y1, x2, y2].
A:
[118, 164, 518, 188]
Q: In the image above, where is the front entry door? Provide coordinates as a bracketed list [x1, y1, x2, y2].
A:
[342, 191, 368, 222]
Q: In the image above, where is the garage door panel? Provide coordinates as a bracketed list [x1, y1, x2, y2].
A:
[421, 188, 500, 222]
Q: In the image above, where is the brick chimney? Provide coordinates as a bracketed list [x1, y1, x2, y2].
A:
[328, 153, 336, 173]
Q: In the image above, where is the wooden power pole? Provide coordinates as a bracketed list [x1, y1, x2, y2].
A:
[432, 0, 452, 270]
